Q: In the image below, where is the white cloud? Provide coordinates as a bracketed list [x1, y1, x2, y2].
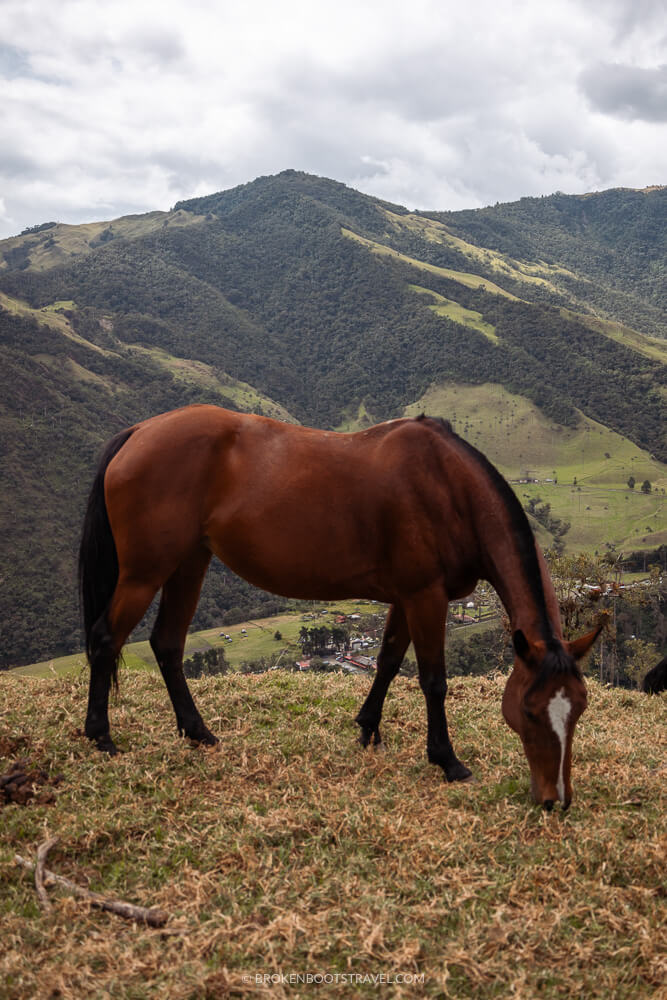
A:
[0, 0, 665, 237]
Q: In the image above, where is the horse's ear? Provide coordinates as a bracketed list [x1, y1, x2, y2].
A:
[513, 630, 530, 661]
[565, 624, 603, 661]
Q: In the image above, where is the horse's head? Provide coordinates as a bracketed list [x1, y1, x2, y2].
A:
[502, 626, 601, 809]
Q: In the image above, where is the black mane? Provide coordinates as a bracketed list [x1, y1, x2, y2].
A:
[415, 413, 558, 650]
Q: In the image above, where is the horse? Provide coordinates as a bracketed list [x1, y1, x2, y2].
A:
[642, 655, 667, 694]
[79, 405, 601, 809]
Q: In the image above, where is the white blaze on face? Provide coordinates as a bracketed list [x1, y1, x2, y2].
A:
[547, 688, 571, 802]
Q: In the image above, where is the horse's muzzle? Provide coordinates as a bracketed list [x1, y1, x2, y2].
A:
[532, 776, 570, 811]
[542, 797, 571, 812]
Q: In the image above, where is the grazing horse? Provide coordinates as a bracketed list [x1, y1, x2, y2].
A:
[642, 655, 667, 694]
[79, 406, 600, 808]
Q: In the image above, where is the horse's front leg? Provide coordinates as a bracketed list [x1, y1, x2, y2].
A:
[404, 585, 472, 783]
[356, 603, 410, 747]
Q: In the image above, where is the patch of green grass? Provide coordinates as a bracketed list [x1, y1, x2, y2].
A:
[42, 299, 77, 312]
[10, 652, 89, 679]
[384, 208, 575, 294]
[336, 399, 376, 431]
[519, 481, 667, 551]
[404, 381, 665, 485]
[0, 291, 111, 356]
[409, 284, 498, 342]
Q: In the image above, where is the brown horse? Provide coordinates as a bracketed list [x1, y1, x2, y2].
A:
[79, 405, 600, 808]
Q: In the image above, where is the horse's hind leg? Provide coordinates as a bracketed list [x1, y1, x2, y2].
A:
[404, 586, 472, 783]
[85, 580, 157, 754]
[356, 604, 410, 747]
[150, 546, 217, 746]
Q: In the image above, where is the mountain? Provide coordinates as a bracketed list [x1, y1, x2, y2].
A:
[0, 171, 665, 667]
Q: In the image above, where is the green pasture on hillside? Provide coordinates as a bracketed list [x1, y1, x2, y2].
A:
[13, 601, 383, 679]
[403, 382, 666, 486]
[403, 382, 666, 551]
[0, 209, 207, 273]
[518, 482, 666, 551]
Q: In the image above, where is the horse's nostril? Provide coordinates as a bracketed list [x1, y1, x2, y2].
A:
[543, 799, 554, 812]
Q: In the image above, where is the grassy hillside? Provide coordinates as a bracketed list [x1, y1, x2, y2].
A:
[402, 381, 667, 547]
[1, 670, 664, 998]
[0, 209, 208, 273]
[404, 382, 664, 482]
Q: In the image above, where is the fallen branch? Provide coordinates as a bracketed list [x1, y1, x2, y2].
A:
[14, 851, 169, 927]
[34, 836, 59, 912]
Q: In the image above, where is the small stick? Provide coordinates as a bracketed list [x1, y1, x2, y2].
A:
[35, 836, 60, 912]
[14, 854, 169, 927]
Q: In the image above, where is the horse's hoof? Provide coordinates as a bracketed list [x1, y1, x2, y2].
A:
[96, 737, 119, 756]
[199, 736, 220, 750]
[187, 729, 218, 748]
[444, 762, 473, 783]
[357, 725, 381, 748]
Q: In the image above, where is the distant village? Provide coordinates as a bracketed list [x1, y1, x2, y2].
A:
[247, 602, 498, 676]
[295, 611, 381, 675]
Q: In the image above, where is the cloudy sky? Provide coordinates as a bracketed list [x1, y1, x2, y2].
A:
[1, 0, 665, 238]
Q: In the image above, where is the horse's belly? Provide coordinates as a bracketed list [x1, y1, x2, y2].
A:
[207, 512, 387, 601]
[205, 483, 444, 604]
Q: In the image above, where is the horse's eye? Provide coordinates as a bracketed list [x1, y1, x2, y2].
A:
[522, 706, 538, 723]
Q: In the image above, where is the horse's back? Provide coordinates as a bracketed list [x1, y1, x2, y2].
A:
[203, 411, 445, 598]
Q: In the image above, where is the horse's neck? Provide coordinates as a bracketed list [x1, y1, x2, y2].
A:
[482, 523, 561, 645]
[436, 433, 562, 644]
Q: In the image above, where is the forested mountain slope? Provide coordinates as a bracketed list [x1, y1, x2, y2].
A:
[432, 186, 666, 333]
[0, 171, 664, 666]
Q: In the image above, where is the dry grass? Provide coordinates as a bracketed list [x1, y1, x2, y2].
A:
[1, 670, 665, 999]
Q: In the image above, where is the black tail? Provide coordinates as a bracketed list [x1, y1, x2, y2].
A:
[79, 428, 135, 664]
